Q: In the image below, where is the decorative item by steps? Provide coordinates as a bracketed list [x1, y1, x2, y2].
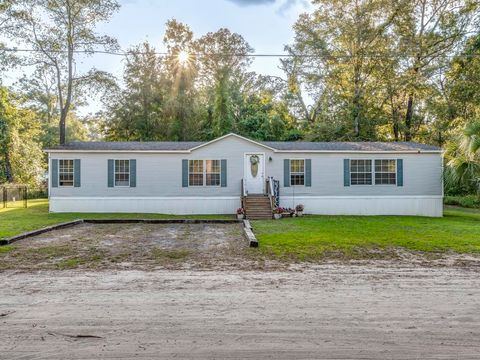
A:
[296, 204, 304, 216]
[236, 207, 245, 220]
[273, 207, 283, 220]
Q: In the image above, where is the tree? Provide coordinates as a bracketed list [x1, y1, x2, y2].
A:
[7, 0, 119, 144]
[393, 0, 478, 140]
[0, 0, 18, 75]
[104, 42, 166, 141]
[194, 28, 254, 137]
[162, 19, 201, 140]
[284, 0, 398, 140]
[0, 87, 43, 186]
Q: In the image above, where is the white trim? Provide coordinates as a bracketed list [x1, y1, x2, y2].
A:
[374, 159, 397, 186]
[190, 133, 277, 152]
[51, 196, 240, 200]
[113, 159, 131, 187]
[279, 195, 443, 217]
[274, 150, 443, 154]
[289, 158, 306, 187]
[49, 195, 443, 216]
[58, 159, 75, 188]
[49, 196, 240, 214]
[187, 159, 222, 187]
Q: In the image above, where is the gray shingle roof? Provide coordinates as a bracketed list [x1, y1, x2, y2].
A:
[46, 138, 441, 152]
[47, 141, 204, 151]
[260, 141, 441, 152]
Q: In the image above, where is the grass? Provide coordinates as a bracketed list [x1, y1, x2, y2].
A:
[0, 199, 234, 239]
[0, 245, 15, 254]
[252, 206, 480, 261]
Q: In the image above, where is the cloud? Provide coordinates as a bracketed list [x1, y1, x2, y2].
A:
[277, 0, 309, 14]
[226, 0, 309, 14]
[227, 0, 276, 6]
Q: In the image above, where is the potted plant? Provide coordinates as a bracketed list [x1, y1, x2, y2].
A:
[273, 207, 283, 220]
[236, 207, 245, 220]
[296, 204, 304, 216]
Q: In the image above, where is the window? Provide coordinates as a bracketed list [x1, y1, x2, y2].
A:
[115, 160, 130, 187]
[350, 159, 372, 185]
[375, 159, 396, 185]
[206, 160, 221, 186]
[290, 159, 305, 186]
[189, 160, 204, 186]
[189, 160, 221, 186]
[59, 159, 74, 187]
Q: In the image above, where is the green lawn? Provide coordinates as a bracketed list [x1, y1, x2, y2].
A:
[0, 199, 233, 239]
[3, 200, 480, 260]
[252, 206, 480, 260]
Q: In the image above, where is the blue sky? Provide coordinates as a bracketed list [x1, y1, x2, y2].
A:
[96, 0, 310, 77]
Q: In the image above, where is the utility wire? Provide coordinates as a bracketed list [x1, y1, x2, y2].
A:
[2, 47, 480, 59]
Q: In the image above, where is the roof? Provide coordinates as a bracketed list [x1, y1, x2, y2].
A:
[45, 133, 442, 153]
[47, 141, 204, 151]
[260, 141, 441, 152]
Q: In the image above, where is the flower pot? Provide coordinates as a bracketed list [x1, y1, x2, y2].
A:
[237, 214, 244, 220]
[296, 211, 303, 217]
[273, 213, 282, 220]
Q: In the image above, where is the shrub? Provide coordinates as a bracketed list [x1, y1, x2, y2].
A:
[444, 195, 480, 209]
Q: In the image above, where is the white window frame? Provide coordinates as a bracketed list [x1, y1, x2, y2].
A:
[188, 160, 222, 187]
[188, 160, 204, 187]
[58, 159, 75, 187]
[114, 159, 130, 187]
[374, 159, 397, 186]
[290, 158, 306, 187]
[350, 159, 373, 186]
[205, 160, 221, 187]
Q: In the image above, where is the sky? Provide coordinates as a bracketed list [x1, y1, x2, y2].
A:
[5, 0, 311, 115]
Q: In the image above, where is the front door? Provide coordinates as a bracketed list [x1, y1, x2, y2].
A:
[244, 153, 265, 194]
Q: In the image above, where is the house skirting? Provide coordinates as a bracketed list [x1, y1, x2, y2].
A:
[280, 196, 443, 217]
[49, 195, 443, 217]
[49, 196, 241, 215]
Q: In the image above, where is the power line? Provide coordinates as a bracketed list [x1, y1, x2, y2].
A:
[2, 47, 480, 59]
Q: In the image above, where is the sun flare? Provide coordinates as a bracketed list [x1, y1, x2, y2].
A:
[177, 50, 190, 65]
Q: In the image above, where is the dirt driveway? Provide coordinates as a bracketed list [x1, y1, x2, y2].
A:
[1, 266, 480, 359]
[0, 222, 257, 271]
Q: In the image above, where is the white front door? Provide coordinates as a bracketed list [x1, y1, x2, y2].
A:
[244, 153, 265, 194]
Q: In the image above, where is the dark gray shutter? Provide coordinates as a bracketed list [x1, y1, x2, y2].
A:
[74, 159, 81, 187]
[344, 159, 350, 186]
[108, 159, 114, 187]
[397, 159, 403, 187]
[182, 159, 188, 187]
[51, 159, 58, 188]
[221, 159, 227, 187]
[305, 159, 312, 187]
[284, 159, 290, 187]
[130, 159, 136, 187]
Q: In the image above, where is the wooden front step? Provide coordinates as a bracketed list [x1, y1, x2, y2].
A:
[244, 195, 272, 220]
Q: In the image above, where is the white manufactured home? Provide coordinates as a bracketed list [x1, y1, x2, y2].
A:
[45, 133, 443, 217]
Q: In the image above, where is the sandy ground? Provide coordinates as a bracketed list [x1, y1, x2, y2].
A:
[0, 223, 254, 271]
[1, 266, 480, 359]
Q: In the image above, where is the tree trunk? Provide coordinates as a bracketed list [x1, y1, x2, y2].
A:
[3, 146, 14, 183]
[404, 92, 414, 141]
[59, 109, 66, 145]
